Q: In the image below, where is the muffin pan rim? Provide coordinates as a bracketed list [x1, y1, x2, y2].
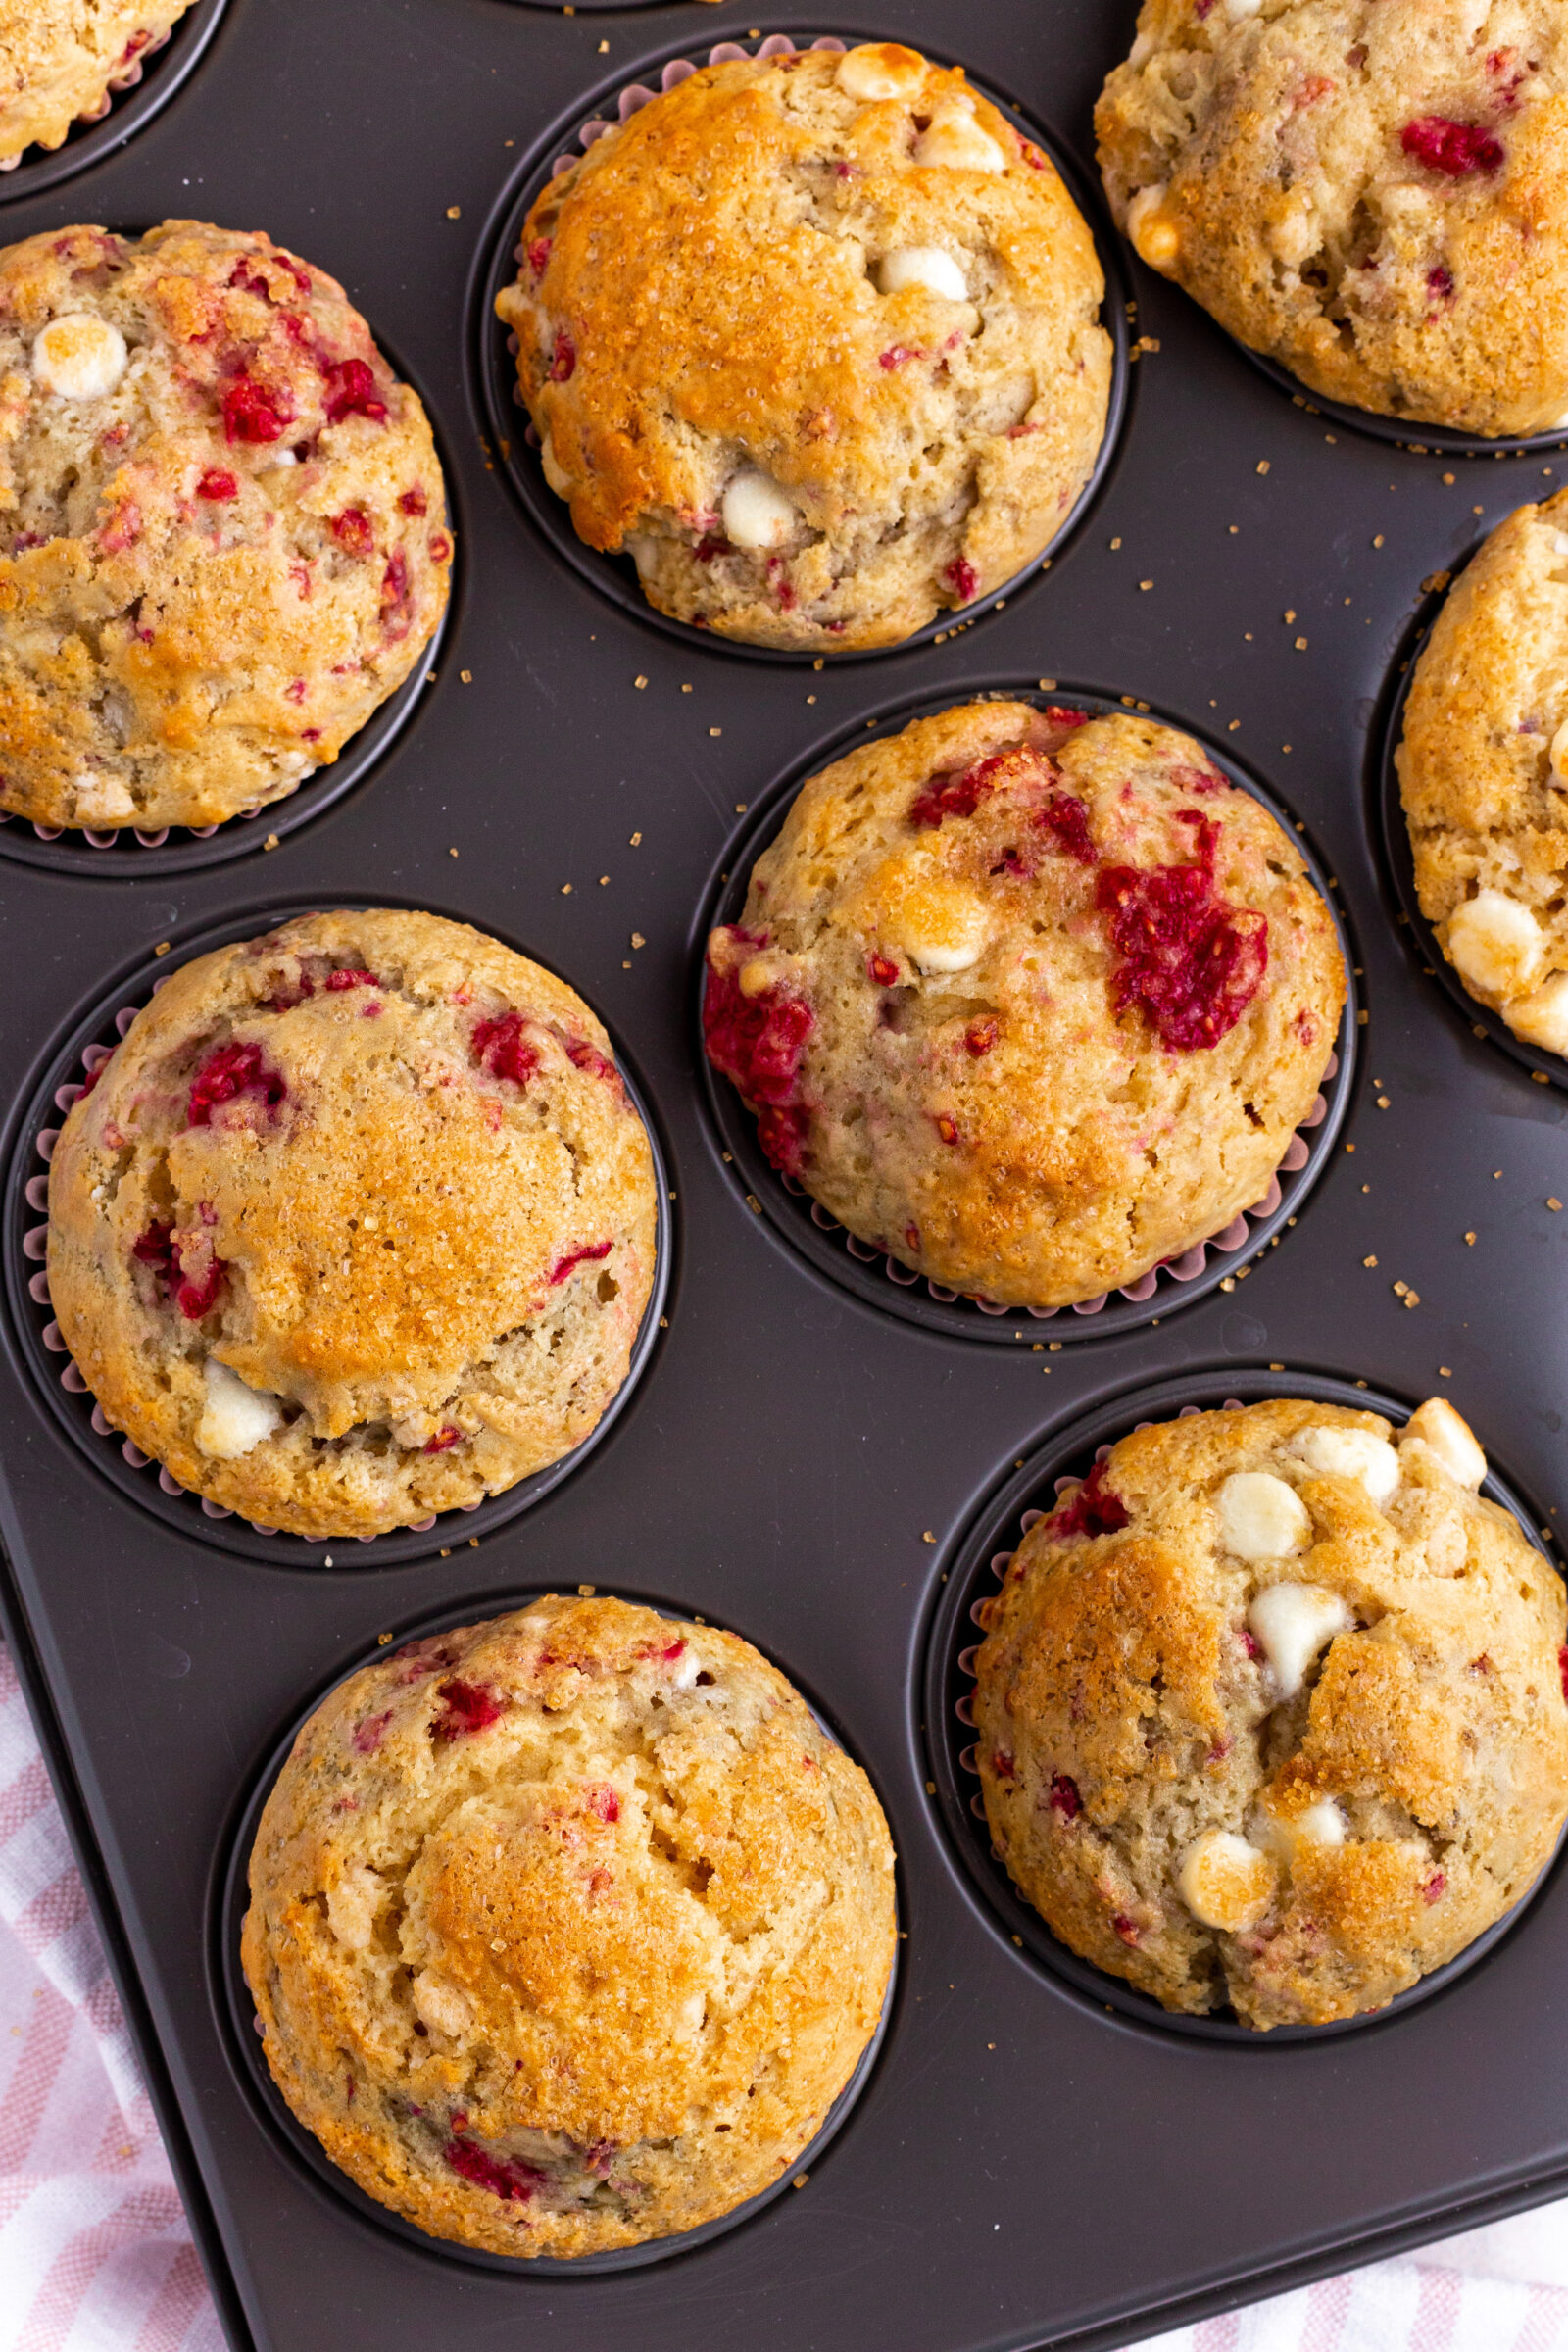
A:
[0, 0, 231, 206]
[466, 22, 1135, 667]
[1227, 339, 1568, 464]
[693, 675, 1359, 1346]
[209, 1583, 902, 2278]
[918, 1361, 1565, 2048]
[0, 894, 676, 1571]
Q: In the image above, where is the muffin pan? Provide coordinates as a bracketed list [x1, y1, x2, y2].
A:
[1, 3, 1568, 2348]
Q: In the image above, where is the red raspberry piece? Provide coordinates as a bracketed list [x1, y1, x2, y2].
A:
[702, 929, 814, 1178]
[187, 1041, 286, 1127]
[1422, 1872, 1447, 1904]
[423, 1426, 463, 1454]
[430, 1678, 509, 1740]
[964, 1016, 999, 1055]
[694, 534, 730, 562]
[445, 2137, 545, 2202]
[1111, 1913, 1141, 1945]
[395, 1638, 460, 1683]
[1427, 264, 1455, 303]
[197, 468, 237, 501]
[1097, 814, 1269, 1051]
[909, 751, 1011, 829]
[527, 238, 552, 277]
[472, 1010, 539, 1088]
[221, 374, 296, 445]
[1558, 1643, 1568, 1702]
[132, 1221, 175, 1275]
[549, 331, 576, 382]
[867, 953, 900, 986]
[428, 532, 452, 563]
[550, 1240, 613, 1285]
[331, 508, 373, 555]
[1241, 1627, 1264, 1663]
[1049, 1774, 1081, 1820]
[1400, 118, 1504, 175]
[944, 557, 978, 602]
[321, 357, 387, 426]
[398, 486, 427, 516]
[991, 1750, 1016, 1781]
[352, 1710, 393, 1755]
[136, 1216, 225, 1320]
[878, 345, 924, 370]
[1035, 792, 1097, 864]
[585, 1784, 620, 1823]
[325, 968, 379, 991]
[1048, 1462, 1129, 1539]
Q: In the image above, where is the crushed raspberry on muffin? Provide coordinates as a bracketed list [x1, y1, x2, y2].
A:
[1098, 815, 1269, 1051]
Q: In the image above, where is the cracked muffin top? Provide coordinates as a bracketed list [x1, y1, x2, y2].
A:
[974, 1396, 1568, 2029]
[242, 1593, 897, 2259]
[0, 2, 191, 166]
[1096, 0, 1568, 437]
[1397, 489, 1568, 1060]
[46, 910, 657, 1541]
[0, 220, 451, 832]
[496, 42, 1112, 651]
[703, 700, 1345, 1310]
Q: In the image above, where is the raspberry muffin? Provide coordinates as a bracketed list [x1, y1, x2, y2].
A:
[242, 1593, 897, 2259]
[496, 43, 1112, 651]
[974, 1396, 1568, 2030]
[46, 911, 657, 1541]
[704, 701, 1345, 1309]
[0, 3, 190, 166]
[1097, 0, 1568, 437]
[1397, 493, 1568, 1056]
[0, 220, 451, 833]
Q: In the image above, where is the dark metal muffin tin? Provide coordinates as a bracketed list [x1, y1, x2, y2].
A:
[1, 4, 1567, 2348]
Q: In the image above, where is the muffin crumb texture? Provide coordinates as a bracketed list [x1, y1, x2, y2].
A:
[0, 220, 451, 831]
[0, 3, 191, 165]
[974, 1396, 1568, 2028]
[704, 700, 1345, 1308]
[498, 45, 1112, 649]
[1097, 0, 1568, 435]
[45, 910, 657, 1539]
[1399, 491, 1568, 1056]
[242, 1595, 897, 2257]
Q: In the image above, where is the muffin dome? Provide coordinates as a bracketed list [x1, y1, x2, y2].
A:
[0, 3, 190, 165]
[46, 911, 657, 1540]
[0, 220, 451, 832]
[1097, 0, 1568, 437]
[242, 1594, 897, 2258]
[973, 1396, 1568, 2029]
[1397, 490, 1568, 1057]
[497, 43, 1112, 651]
[704, 701, 1345, 1309]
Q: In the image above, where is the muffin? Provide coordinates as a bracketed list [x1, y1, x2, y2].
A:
[496, 42, 1112, 651]
[1397, 492, 1568, 1056]
[46, 910, 657, 1540]
[973, 1396, 1568, 2029]
[1097, 0, 1568, 438]
[0, 220, 451, 832]
[242, 1593, 897, 2259]
[704, 701, 1345, 1309]
[0, 3, 190, 166]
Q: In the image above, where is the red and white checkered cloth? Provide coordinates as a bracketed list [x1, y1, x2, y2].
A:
[3, 1642, 1568, 2352]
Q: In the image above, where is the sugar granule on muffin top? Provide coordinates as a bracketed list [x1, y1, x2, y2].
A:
[1398, 488, 1568, 1056]
[0, 220, 451, 833]
[44, 910, 657, 1541]
[0, 2, 191, 167]
[1097, 0, 1568, 438]
[973, 1396, 1568, 2029]
[704, 700, 1346, 1309]
[497, 42, 1112, 651]
[242, 1593, 898, 2259]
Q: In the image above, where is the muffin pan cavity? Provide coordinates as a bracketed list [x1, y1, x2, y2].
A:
[472, 29, 1131, 665]
[1225, 349, 1568, 464]
[921, 1365, 1566, 2044]
[696, 683, 1357, 1344]
[0, 0, 228, 202]
[1, 904, 672, 1569]
[212, 1590, 897, 2276]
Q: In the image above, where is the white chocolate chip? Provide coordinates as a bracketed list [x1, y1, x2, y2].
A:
[412, 1970, 474, 2038]
[1256, 1797, 1347, 1867]
[1224, 0, 1263, 19]
[1506, 969, 1568, 1054]
[196, 1358, 283, 1459]
[1551, 531, 1568, 559]
[1217, 1470, 1310, 1561]
[1286, 1425, 1400, 1505]
[267, 447, 299, 468]
[720, 469, 799, 552]
[1126, 183, 1180, 270]
[886, 878, 991, 975]
[72, 773, 135, 826]
[1247, 1583, 1351, 1698]
[879, 245, 969, 302]
[32, 313, 127, 400]
[913, 105, 1005, 172]
[672, 1988, 708, 2041]
[1446, 888, 1546, 1003]
[1400, 1397, 1487, 1490]
[1129, 30, 1154, 65]
[325, 1863, 384, 1952]
[1550, 717, 1568, 782]
[1176, 1830, 1276, 1932]
[836, 42, 927, 102]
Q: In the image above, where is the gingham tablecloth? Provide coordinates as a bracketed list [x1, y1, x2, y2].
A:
[3, 1645, 1567, 2352]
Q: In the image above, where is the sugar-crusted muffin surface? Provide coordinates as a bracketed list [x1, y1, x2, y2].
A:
[46, 910, 657, 1540]
[242, 1594, 897, 2258]
[0, 220, 451, 832]
[0, 2, 190, 165]
[1398, 491, 1568, 1057]
[974, 1397, 1568, 2029]
[497, 43, 1112, 651]
[1097, 0, 1568, 437]
[704, 701, 1345, 1309]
